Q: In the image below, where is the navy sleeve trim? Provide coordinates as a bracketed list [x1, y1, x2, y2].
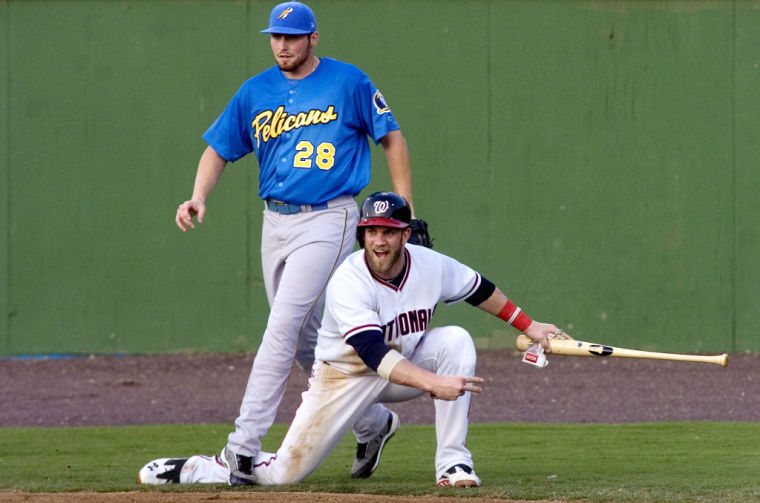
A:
[345, 329, 391, 371]
[445, 273, 481, 304]
[465, 276, 496, 306]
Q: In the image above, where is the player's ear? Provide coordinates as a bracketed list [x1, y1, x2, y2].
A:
[401, 227, 411, 245]
[310, 31, 319, 48]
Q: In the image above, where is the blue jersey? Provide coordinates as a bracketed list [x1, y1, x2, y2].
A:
[203, 57, 400, 205]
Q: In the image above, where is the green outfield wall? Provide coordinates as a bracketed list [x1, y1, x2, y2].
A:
[1, 0, 758, 356]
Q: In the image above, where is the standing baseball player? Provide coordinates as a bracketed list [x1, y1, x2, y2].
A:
[143, 192, 566, 487]
[174, 1, 431, 485]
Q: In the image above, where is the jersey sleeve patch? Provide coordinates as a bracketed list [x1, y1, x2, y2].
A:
[373, 91, 390, 114]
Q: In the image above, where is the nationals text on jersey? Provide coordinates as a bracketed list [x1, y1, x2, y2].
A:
[253, 105, 339, 145]
[382, 307, 435, 343]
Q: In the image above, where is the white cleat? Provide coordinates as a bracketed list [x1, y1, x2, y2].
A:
[436, 464, 481, 487]
[137, 457, 188, 484]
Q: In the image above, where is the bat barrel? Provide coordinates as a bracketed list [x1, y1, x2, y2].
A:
[515, 335, 729, 367]
[632, 350, 729, 367]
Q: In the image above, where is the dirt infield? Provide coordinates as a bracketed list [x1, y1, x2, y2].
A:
[2, 349, 758, 502]
[0, 491, 562, 503]
[2, 349, 757, 427]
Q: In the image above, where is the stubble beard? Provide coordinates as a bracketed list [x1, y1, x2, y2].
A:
[367, 246, 403, 278]
[277, 51, 311, 73]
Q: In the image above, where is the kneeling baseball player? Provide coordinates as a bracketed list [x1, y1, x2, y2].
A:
[139, 191, 567, 487]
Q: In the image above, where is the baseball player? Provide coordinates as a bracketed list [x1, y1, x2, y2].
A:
[174, 1, 431, 485]
[142, 192, 566, 487]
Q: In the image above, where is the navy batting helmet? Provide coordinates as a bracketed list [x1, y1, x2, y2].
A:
[358, 192, 411, 229]
[356, 192, 411, 247]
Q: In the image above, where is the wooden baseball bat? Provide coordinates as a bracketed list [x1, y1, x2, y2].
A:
[515, 335, 729, 367]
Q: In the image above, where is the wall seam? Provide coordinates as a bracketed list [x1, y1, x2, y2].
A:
[4, 0, 12, 353]
[730, 0, 737, 352]
[486, 0, 493, 256]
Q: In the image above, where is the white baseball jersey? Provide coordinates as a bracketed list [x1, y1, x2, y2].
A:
[147, 243, 483, 485]
[315, 244, 482, 374]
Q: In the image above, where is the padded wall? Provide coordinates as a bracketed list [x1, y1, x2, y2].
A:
[1, 1, 756, 355]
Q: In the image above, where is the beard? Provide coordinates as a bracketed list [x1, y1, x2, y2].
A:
[276, 50, 311, 72]
[366, 245, 404, 278]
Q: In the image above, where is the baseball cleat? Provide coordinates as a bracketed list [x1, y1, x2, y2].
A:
[221, 446, 257, 486]
[137, 458, 188, 484]
[350, 410, 400, 479]
[437, 464, 481, 487]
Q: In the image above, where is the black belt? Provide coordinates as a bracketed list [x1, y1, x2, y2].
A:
[265, 199, 328, 215]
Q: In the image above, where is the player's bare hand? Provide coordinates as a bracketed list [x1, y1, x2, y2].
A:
[176, 199, 205, 232]
[523, 322, 572, 353]
[430, 375, 483, 401]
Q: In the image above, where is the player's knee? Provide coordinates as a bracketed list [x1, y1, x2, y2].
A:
[267, 462, 313, 485]
[446, 325, 473, 344]
[271, 473, 304, 485]
[440, 326, 476, 361]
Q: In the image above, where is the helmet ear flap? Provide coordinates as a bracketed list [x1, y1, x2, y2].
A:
[356, 227, 365, 248]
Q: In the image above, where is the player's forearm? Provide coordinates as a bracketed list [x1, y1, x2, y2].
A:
[349, 333, 452, 394]
[386, 357, 439, 394]
[385, 356, 481, 401]
[478, 286, 534, 332]
[476, 285, 564, 350]
[191, 146, 228, 202]
[477, 287, 509, 316]
[381, 130, 414, 217]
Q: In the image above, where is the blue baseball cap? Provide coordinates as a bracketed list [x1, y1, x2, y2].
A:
[261, 1, 317, 35]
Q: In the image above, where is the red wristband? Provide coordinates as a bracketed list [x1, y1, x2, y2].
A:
[497, 301, 533, 332]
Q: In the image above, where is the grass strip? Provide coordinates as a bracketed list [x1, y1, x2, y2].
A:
[1, 422, 758, 502]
